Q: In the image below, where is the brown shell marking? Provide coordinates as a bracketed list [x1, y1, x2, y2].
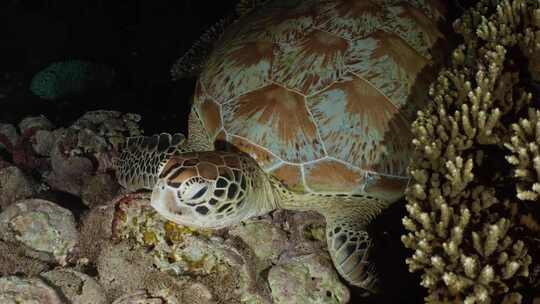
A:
[191, 0, 446, 193]
[308, 73, 411, 176]
[315, 0, 387, 40]
[193, 83, 223, 141]
[228, 134, 281, 170]
[269, 163, 304, 192]
[223, 83, 325, 163]
[272, 29, 349, 95]
[229, 0, 317, 44]
[304, 159, 365, 193]
[364, 174, 409, 201]
[202, 41, 274, 104]
[346, 30, 429, 109]
[383, 3, 444, 58]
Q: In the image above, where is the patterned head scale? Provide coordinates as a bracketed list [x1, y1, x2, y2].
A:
[151, 151, 256, 228]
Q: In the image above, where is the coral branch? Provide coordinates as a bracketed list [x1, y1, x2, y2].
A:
[403, 0, 539, 302]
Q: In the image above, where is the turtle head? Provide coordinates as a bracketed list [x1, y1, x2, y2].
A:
[151, 152, 256, 229]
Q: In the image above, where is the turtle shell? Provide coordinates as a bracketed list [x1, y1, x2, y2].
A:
[192, 0, 446, 201]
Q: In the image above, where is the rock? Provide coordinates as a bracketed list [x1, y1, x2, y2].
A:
[268, 254, 350, 304]
[70, 110, 143, 151]
[32, 129, 55, 156]
[18, 115, 54, 134]
[0, 276, 64, 304]
[81, 173, 120, 207]
[229, 220, 288, 271]
[97, 241, 186, 301]
[79, 203, 116, 265]
[41, 268, 107, 304]
[109, 193, 353, 303]
[181, 283, 215, 304]
[112, 289, 171, 304]
[0, 198, 79, 265]
[111, 194, 270, 303]
[0, 123, 19, 150]
[46, 141, 94, 195]
[0, 166, 37, 210]
[111, 283, 215, 304]
[99, 240, 230, 304]
[0, 240, 51, 276]
[45, 110, 144, 194]
[280, 210, 328, 258]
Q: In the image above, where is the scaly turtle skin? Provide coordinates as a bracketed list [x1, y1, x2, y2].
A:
[116, 0, 446, 293]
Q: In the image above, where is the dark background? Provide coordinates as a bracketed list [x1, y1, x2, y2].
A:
[0, 1, 478, 303]
[0, 0, 237, 135]
[0, 0, 472, 134]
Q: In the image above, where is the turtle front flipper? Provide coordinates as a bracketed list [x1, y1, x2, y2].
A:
[320, 197, 389, 294]
[115, 133, 187, 191]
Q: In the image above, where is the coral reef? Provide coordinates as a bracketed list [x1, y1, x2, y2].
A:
[402, 0, 539, 302]
[30, 60, 115, 100]
[45, 110, 142, 195]
[110, 192, 350, 303]
[111, 193, 267, 303]
[0, 110, 142, 199]
[506, 108, 540, 200]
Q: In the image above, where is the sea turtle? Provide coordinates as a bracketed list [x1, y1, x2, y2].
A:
[116, 0, 446, 293]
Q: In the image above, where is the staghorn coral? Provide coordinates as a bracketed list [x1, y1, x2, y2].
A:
[402, 0, 539, 303]
[506, 108, 540, 200]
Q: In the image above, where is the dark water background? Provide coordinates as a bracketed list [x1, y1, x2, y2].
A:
[0, 1, 480, 303]
[1, 0, 239, 135]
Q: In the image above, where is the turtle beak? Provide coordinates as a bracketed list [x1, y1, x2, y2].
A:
[151, 181, 183, 216]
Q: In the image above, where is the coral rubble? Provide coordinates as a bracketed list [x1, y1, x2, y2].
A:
[402, 0, 540, 302]
[111, 192, 350, 303]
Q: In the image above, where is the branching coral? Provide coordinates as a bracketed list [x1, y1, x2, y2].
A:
[506, 108, 540, 200]
[402, 0, 539, 303]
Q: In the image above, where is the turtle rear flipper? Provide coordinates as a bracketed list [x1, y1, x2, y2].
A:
[115, 133, 187, 191]
[312, 196, 388, 293]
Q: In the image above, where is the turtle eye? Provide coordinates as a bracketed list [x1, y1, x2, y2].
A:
[190, 185, 208, 200]
[180, 177, 212, 202]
